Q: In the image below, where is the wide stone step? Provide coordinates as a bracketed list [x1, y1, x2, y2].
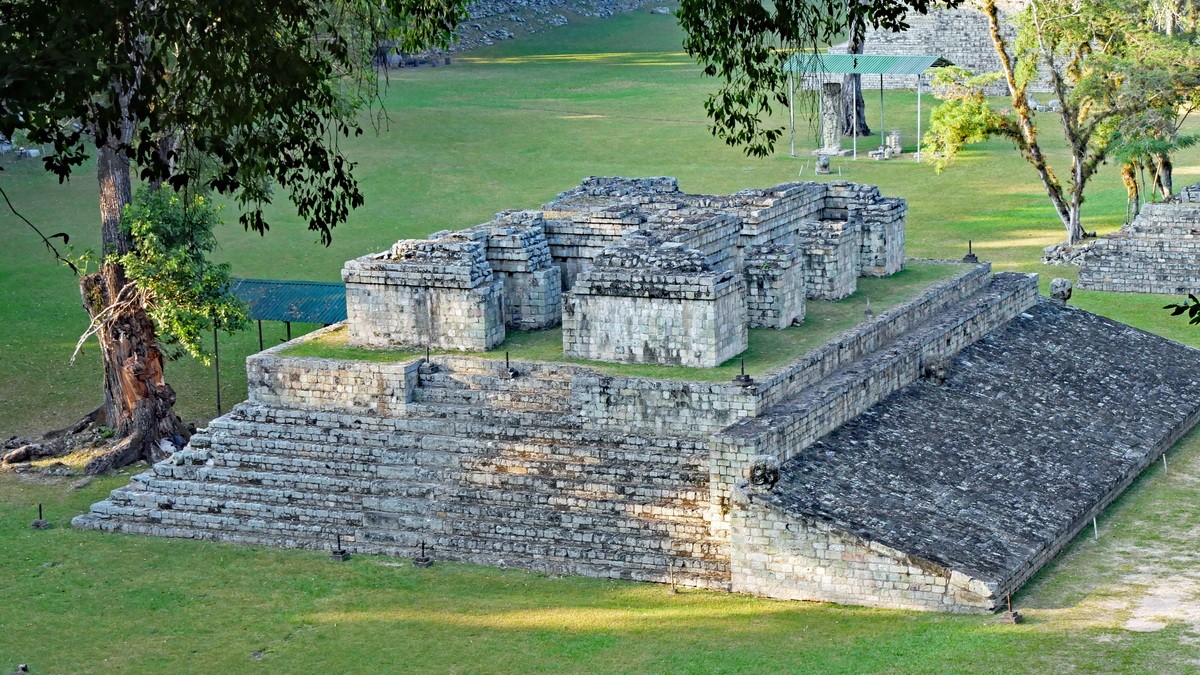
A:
[410, 385, 571, 413]
[202, 450, 707, 500]
[417, 370, 574, 394]
[73, 512, 730, 590]
[86, 493, 719, 561]
[111, 472, 713, 530]
[212, 404, 703, 454]
[199, 430, 707, 475]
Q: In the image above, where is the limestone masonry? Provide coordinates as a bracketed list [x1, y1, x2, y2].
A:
[76, 177, 1200, 614]
[1077, 184, 1200, 295]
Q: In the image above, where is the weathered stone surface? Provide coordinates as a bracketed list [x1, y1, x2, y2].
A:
[734, 299, 1200, 612]
[1077, 194, 1200, 295]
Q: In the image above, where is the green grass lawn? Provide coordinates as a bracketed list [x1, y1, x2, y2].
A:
[5, 9, 1200, 673]
[284, 261, 963, 381]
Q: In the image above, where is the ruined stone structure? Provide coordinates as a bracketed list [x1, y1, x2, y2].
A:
[75, 178, 1200, 615]
[345, 176, 907, 366]
[1077, 189, 1200, 295]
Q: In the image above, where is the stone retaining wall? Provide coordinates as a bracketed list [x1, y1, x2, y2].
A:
[1077, 201, 1200, 295]
[730, 492, 994, 612]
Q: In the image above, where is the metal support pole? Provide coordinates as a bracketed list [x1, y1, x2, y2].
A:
[853, 85, 858, 160]
[285, 321, 292, 342]
[257, 320, 264, 352]
[214, 329, 222, 417]
[789, 73, 796, 158]
[916, 74, 922, 162]
[880, 73, 885, 147]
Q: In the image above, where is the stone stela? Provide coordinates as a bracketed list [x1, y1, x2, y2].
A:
[74, 176, 1200, 615]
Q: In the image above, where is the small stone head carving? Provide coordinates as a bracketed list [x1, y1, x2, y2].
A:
[747, 455, 782, 489]
[1050, 277, 1073, 305]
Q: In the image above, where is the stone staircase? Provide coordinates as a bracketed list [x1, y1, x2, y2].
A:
[76, 360, 729, 589]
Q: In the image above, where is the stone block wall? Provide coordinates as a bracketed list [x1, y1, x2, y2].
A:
[343, 238, 505, 351]
[826, 182, 908, 277]
[823, 3, 1048, 94]
[563, 239, 748, 367]
[730, 490, 995, 612]
[437, 217, 563, 330]
[540, 207, 646, 290]
[743, 245, 807, 329]
[1078, 201, 1200, 295]
[797, 219, 860, 300]
[246, 326, 422, 417]
[574, 375, 759, 439]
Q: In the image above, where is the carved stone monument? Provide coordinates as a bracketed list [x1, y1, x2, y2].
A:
[813, 82, 851, 156]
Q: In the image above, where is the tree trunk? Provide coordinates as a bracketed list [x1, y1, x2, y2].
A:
[1154, 153, 1173, 198]
[1122, 162, 1141, 224]
[82, 132, 182, 472]
[841, 20, 871, 138]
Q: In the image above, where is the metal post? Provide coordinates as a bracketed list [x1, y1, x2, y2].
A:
[285, 321, 292, 342]
[214, 328, 222, 417]
[257, 320, 264, 352]
[880, 73, 885, 147]
[916, 74, 922, 162]
[853, 85, 858, 160]
[789, 73, 796, 158]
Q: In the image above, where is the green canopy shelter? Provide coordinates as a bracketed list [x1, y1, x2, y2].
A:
[782, 53, 952, 161]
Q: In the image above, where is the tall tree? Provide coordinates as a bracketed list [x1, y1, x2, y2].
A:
[842, 4, 873, 138]
[0, 0, 465, 470]
[677, 0, 950, 156]
[922, 0, 1200, 244]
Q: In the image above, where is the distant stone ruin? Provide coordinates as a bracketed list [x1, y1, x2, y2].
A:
[1077, 187, 1200, 295]
[74, 177, 1200, 615]
[827, 1, 1051, 95]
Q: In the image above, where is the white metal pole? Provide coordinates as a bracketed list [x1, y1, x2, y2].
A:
[916, 74, 922, 162]
[789, 72, 796, 158]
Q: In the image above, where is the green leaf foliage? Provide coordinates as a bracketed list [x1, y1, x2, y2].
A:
[0, 0, 468, 244]
[677, 0, 957, 157]
[112, 188, 250, 364]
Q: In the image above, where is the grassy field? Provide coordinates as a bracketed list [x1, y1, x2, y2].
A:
[4, 9, 1200, 673]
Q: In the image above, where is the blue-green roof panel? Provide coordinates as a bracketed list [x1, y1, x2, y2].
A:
[783, 53, 951, 75]
[231, 278, 347, 324]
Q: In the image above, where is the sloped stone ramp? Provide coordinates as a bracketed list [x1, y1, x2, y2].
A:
[732, 299, 1200, 612]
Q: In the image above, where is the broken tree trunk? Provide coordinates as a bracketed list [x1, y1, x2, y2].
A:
[79, 131, 183, 474]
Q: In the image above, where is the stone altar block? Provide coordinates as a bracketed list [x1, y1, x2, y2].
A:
[562, 233, 747, 367]
[343, 237, 505, 351]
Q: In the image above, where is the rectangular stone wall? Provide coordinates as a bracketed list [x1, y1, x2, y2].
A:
[743, 247, 807, 329]
[798, 219, 860, 300]
[245, 327, 421, 417]
[574, 375, 758, 438]
[343, 241, 506, 351]
[541, 209, 645, 290]
[563, 272, 748, 368]
[730, 491, 995, 613]
[1077, 202, 1200, 295]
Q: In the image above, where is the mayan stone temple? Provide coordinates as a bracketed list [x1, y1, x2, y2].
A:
[76, 177, 1200, 614]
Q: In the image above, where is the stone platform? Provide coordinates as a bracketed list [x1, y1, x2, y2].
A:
[74, 262, 1200, 613]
